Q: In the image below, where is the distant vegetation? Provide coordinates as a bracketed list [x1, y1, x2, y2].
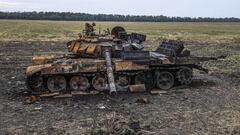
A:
[1, 20, 240, 45]
[0, 11, 240, 22]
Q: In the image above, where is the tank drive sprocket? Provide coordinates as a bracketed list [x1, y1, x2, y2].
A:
[176, 67, 193, 85]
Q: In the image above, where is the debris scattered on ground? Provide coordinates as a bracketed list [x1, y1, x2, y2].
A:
[40, 92, 59, 97]
[97, 104, 107, 110]
[24, 95, 37, 104]
[33, 106, 42, 111]
[150, 90, 168, 95]
[129, 84, 146, 93]
[99, 106, 106, 109]
[54, 94, 72, 98]
[135, 98, 150, 104]
[71, 91, 100, 96]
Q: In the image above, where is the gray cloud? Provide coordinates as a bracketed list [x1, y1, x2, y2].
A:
[0, 1, 21, 7]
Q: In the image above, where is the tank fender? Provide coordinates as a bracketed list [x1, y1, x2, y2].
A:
[26, 64, 52, 76]
[32, 55, 56, 65]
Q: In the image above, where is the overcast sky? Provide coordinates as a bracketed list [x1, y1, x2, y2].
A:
[0, 0, 239, 18]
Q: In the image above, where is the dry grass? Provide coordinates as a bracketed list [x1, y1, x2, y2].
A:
[0, 20, 240, 44]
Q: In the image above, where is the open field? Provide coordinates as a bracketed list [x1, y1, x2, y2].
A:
[1, 20, 240, 44]
[0, 20, 240, 134]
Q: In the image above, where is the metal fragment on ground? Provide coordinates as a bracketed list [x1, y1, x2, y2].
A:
[129, 84, 146, 93]
[40, 92, 60, 97]
[24, 96, 37, 104]
[71, 91, 100, 96]
[54, 94, 73, 98]
[150, 90, 168, 95]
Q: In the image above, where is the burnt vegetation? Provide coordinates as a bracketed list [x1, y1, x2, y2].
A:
[0, 21, 239, 134]
[0, 41, 239, 135]
[0, 11, 240, 22]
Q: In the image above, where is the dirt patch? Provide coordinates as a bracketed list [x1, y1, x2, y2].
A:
[0, 41, 239, 135]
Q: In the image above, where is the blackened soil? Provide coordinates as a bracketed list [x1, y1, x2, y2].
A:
[0, 41, 239, 135]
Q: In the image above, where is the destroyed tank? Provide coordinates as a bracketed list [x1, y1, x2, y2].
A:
[25, 23, 208, 95]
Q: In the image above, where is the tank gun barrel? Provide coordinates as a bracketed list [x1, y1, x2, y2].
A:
[102, 44, 117, 95]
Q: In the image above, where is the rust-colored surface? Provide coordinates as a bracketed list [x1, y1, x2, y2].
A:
[68, 41, 76, 52]
[40, 92, 60, 97]
[32, 55, 55, 65]
[72, 42, 81, 53]
[78, 44, 88, 53]
[24, 96, 37, 104]
[26, 64, 52, 76]
[79, 59, 106, 72]
[129, 84, 146, 93]
[80, 66, 98, 73]
[80, 59, 98, 72]
[86, 44, 97, 55]
[36, 59, 109, 75]
[41, 65, 77, 74]
[114, 61, 149, 71]
[54, 94, 73, 98]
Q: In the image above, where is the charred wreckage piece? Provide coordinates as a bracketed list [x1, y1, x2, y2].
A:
[25, 22, 209, 97]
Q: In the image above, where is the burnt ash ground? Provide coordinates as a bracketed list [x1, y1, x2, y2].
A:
[0, 41, 239, 135]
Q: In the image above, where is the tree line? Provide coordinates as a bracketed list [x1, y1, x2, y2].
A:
[0, 11, 239, 22]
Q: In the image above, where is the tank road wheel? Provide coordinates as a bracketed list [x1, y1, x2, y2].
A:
[47, 76, 67, 92]
[177, 67, 193, 85]
[69, 76, 90, 91]
[115, 75, 130, 91]
[134, 72, 154, 90]
[156, 71, 175, 90]
[92, 75, 108, 91]
[26, 75, 44, 92]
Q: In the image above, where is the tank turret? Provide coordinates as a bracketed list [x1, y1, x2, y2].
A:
[66, 24, 147, 59]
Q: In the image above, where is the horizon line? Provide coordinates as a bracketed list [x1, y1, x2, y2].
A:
[1, 11, 240, 19]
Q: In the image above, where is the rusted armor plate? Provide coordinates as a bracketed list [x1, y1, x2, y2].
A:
[114, 60, 149, 71]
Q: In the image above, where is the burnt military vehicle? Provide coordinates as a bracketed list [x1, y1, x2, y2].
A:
[25, 23, 208, 95]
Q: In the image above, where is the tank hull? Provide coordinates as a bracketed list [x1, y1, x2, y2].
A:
[26, 56, 200, 95]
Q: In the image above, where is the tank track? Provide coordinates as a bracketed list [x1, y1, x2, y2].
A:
[26, 66, 193, 96]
